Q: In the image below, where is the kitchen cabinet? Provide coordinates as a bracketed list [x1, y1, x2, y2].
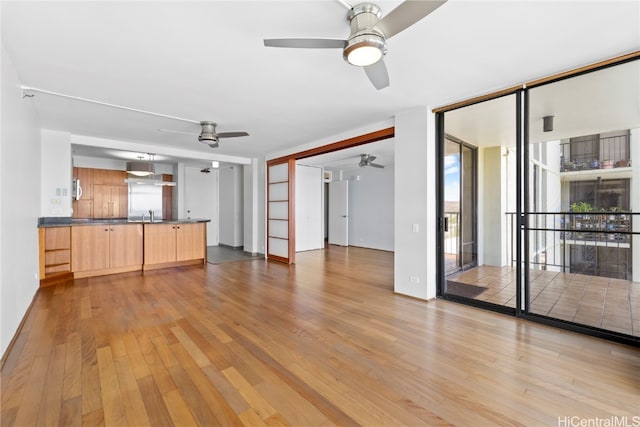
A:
[39, 226, 72, 286]
[143, 222, 205, 268]
[93, 185, 128, 218]
[176, 223, 206, 261]
[93, 169, 127, 186]
[75, 200, 94, 218]
[72, 224, 142, 277]
[73, 168, 128, 219]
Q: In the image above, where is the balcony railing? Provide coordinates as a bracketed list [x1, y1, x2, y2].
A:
[560, 133, 630, 172]
[506, 212, 638, 280]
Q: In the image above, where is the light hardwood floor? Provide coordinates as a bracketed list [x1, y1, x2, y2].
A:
[2, 246, 639, 426]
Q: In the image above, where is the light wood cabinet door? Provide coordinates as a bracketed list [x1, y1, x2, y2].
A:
[93, 169, 126, 186]
[110, 224, 143, 268]
[93, 185, 109, 218]
[74, 200, 93, 219]
[118, 186, 128, 218]
[176, 223, 205, 261]
[93, 185, 127, 219]
[72, 225, 110, 272]
[144, 223, 177, 264]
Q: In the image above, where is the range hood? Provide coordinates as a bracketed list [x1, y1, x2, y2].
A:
[124, 154, 175, 185]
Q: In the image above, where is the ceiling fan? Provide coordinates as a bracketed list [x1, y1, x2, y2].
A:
[263, 0, 447, 90]
[159, 121, 249, 148]
[359, 154, 384, 168]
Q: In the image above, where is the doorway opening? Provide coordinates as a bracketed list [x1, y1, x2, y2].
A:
[443, 135, 477, 277]
[266, 127, 394, 264]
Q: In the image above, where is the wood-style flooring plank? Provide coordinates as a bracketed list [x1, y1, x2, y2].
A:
[113, 356, 152, 427]
[62, 332, 82, 401]
[11, 356, 48, 427]
[95, 346, 127, 426]
[37, 343, 66, 426]
[1, 246, 638, 427]
[59, 396, 82, 427]
[161, 388, 198, 426]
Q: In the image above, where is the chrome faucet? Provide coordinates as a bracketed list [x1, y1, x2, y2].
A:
[149, 209, 154, 222]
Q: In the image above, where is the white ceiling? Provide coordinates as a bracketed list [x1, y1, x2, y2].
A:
[2, 1, 639, 168]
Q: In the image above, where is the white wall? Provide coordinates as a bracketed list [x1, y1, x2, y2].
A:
[295, 164, 323, 252]
[1, 45, 41, 357]
[394, 107, 436, 300]
[243, 159, 260, 255]
[41, 130, 72, 217]
[219, 165, 244, 247]
[257, 157, 267, 256]
[343, 165, 394, 251]
[479, 146, 503, 266]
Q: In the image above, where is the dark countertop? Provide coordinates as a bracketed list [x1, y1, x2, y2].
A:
[38, 217, 210, 228]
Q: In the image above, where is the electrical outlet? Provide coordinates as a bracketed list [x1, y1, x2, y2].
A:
[410, 276, 420, 284]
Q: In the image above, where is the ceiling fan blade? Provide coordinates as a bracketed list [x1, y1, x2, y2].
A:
[158, 128, 198, 136]
[374, 0, 447, 39]
[364, 60, 389, 90]
[370, 163, 385, 168]
[217, 131, 249, 138]
[264, 38, 347, 49]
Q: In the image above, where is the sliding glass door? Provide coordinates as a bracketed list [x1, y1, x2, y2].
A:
[438, 56, 640, 344]
[439, 94, 518, 311]
[526, 59, 640, 339]
[443, 137, 476, 276]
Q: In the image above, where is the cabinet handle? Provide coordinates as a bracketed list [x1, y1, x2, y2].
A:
[104, 228, 108, 232]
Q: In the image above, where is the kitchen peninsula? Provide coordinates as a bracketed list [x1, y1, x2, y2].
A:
[38, 218, 209, 285]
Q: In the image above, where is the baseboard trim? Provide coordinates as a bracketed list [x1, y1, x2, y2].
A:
[218, 243, 244, 250]
[1, 288, 39, 370]
[143, 259, 204, 271]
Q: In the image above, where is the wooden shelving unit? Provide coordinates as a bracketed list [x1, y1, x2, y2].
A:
[39, 226, 73, 286]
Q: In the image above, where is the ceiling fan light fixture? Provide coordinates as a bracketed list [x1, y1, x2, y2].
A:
[344, 33, 386, 66]
[126, 161, 154, 177]
[198, 121, 219, 144]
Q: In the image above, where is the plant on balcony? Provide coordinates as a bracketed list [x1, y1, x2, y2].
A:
[570, 201, 593, 212]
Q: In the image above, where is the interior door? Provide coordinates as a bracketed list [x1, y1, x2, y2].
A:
[328, 180, 348, 246]
[184, 166, 219, 246]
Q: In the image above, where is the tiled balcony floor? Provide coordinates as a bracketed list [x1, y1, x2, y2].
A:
[446, 265, 639, 337]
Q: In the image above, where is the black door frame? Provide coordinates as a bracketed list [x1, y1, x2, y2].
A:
[435, 56, 640, 346]
[436, 92, 521, 316]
